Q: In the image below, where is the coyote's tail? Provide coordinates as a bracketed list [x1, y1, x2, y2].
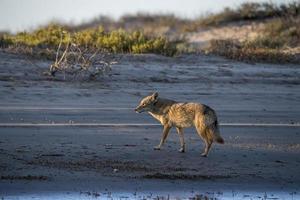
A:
[210, 120, 224, 144]
[204, 107, 224, 144]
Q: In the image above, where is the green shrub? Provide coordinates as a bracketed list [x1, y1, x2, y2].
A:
[73, 26, 104, 47]
[96, 29, 132, 53]
[2, 24, 180, 56]
[0, 34, 14, 48]
[9, 24, 71, 47]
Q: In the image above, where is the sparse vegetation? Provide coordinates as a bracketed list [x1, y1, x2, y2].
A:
[246, 17, 300, 49]
[0, 24, 181, 79]
[71, 13, 192, 36]
[1, 1, 300, 64]
[198, 1, 300, 26]
[206, 17, 300, 63]
[71, 2, 300, 33]
[202, 1, 300, 63]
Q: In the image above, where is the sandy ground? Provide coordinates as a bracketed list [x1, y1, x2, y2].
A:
[188, 22, 265, 48]
[0, 51, 300, 199]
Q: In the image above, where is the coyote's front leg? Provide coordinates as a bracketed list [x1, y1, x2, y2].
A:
[176, 127, 185, 153]
[154, 125, 171, 150]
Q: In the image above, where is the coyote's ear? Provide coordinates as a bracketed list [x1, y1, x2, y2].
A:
[152, 92, 158, 100]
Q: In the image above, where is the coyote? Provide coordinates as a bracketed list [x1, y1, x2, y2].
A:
[135, 92, 224, 157]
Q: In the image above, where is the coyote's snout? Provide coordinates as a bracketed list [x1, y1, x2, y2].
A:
[135, 92, 224, 157]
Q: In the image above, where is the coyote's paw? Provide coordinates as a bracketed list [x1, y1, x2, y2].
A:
[201, 152, 208, 157]
[153, 146, 161, 150]
[178, 148, 185, 153]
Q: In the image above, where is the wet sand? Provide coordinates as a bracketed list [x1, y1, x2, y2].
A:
[0, 51, 300, 199]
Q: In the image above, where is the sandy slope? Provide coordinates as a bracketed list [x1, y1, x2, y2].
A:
[187, 22, 265, 48]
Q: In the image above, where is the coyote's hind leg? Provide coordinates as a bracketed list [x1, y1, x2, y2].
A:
[195, 125, 213, 157]
[201, 134, 212, 157]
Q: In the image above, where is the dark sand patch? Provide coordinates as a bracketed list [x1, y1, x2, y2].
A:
[142, 173, 233, 180]
[1, 175, 48, 181]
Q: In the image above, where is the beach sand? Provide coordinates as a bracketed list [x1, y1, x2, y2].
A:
[0, 51, 299, 199]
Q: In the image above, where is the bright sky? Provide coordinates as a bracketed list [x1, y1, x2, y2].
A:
[0, 0, 293, 33]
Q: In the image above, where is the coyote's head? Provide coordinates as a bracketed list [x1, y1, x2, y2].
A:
[135, 92, 158, 113]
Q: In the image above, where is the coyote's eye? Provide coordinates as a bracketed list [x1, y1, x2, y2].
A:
[142, 103, 146, 106]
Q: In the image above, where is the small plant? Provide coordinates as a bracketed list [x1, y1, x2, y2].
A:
[43, 31, 118, 80]
[0, 34, 13, 48]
